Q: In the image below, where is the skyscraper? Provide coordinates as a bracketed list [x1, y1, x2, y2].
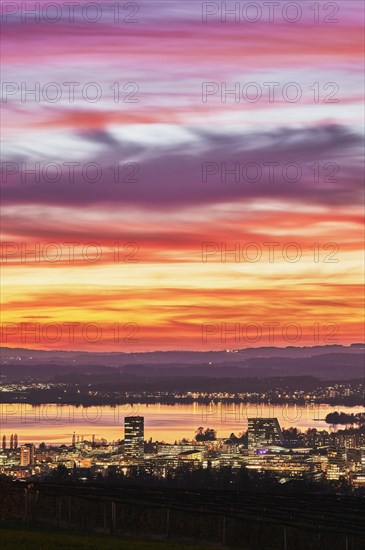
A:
[248, 418, 284, 454]
[20, 444, 35, 467]
[124, 416, 144, 460]
[14, 433, 18, 449]
[2, 435, 6, 451]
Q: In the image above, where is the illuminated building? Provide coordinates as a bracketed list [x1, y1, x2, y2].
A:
[157, 443, 199, 456]
[20, 444, 35, 467]
[178, 449, 204, 463]
[248, 418, 284, 454]
[124, 416, 144, 460]
[327, 447, 346, 480]
[350, 472, 365, 487]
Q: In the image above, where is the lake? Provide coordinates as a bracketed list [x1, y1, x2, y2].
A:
[1, 402, 364, 445]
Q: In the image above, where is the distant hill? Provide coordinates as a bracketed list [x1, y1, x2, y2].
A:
[0, 344, 364, 381]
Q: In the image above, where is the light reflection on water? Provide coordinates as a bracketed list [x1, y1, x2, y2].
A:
[1, 402, 364, 444]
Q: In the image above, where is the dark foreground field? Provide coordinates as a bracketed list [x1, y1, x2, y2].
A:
[0, 527, 216, 550]
[1, 481, 364, 549]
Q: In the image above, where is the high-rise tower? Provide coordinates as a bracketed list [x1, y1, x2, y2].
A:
[124, 416, 144, 460]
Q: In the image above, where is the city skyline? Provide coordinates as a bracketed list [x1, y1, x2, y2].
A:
[2, 415, 365, 489]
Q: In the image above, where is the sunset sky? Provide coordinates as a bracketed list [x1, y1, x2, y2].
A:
[1, 0, 364, 350]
